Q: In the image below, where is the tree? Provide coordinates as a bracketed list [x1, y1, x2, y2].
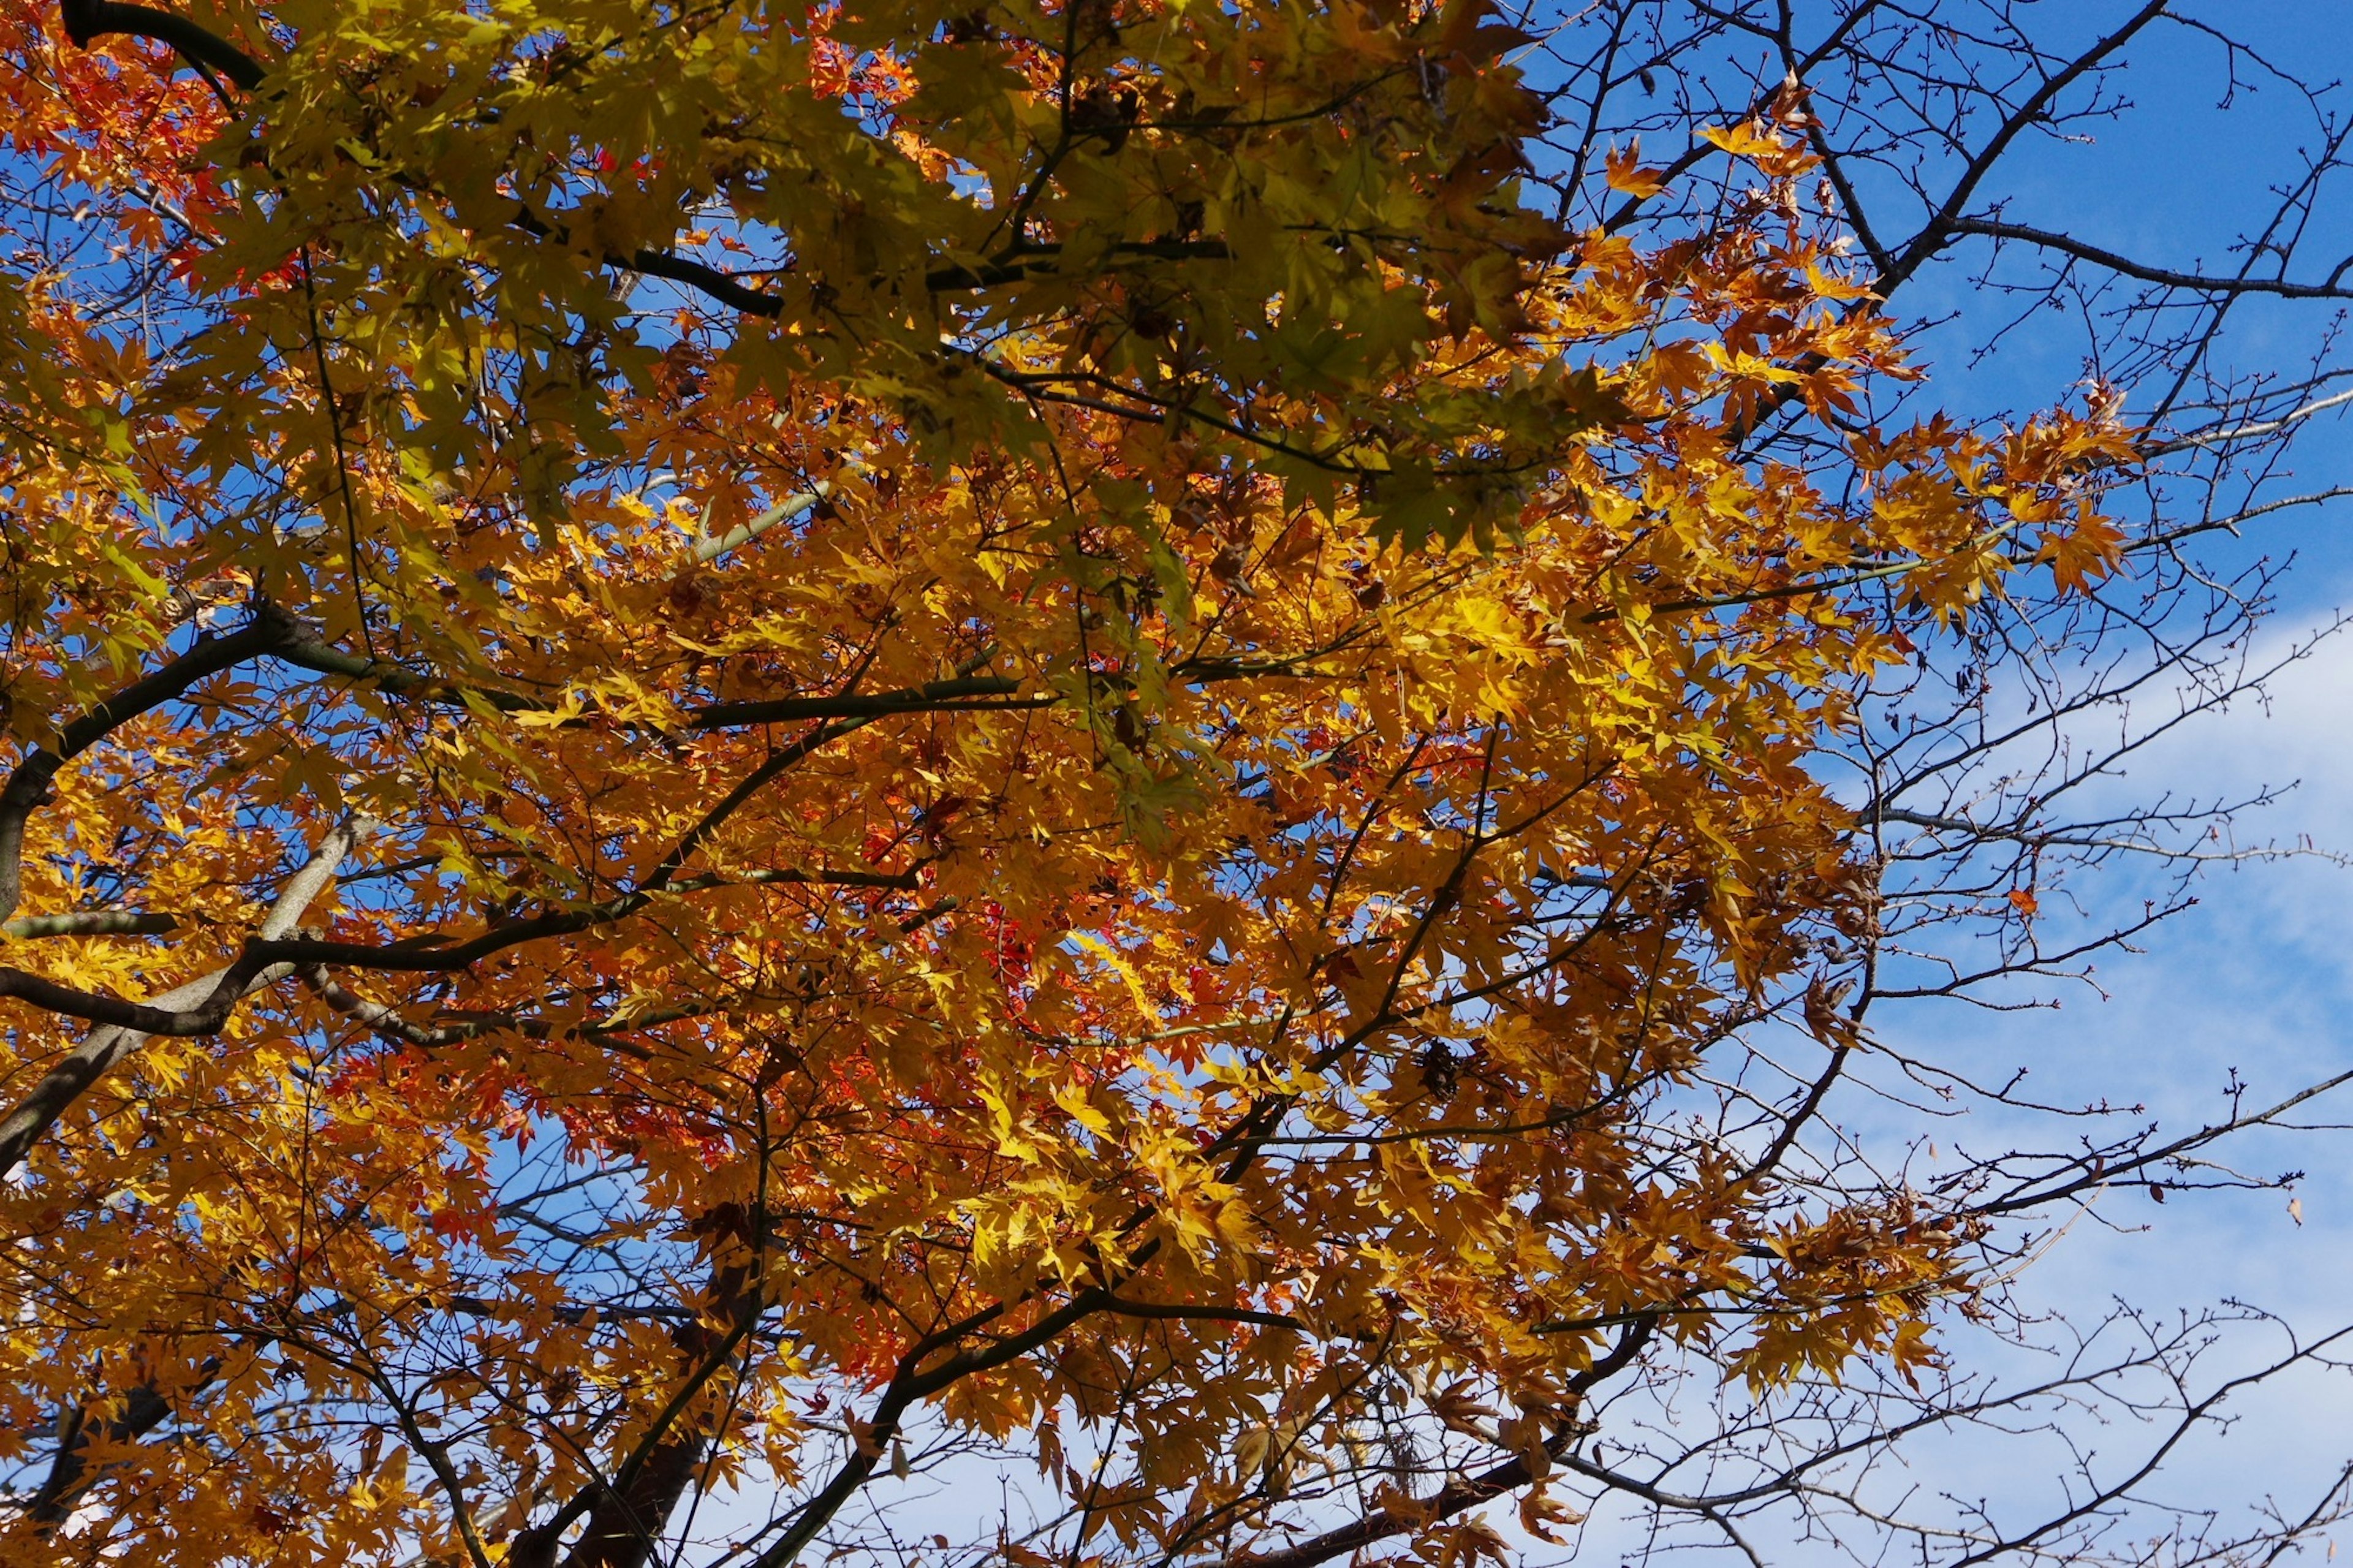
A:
[0, 1, 2343, 1565]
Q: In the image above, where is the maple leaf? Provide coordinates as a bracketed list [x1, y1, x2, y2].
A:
[1605, 143, 1668, 199]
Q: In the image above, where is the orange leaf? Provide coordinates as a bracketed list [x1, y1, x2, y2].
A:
[1605, 143, 1668, 198]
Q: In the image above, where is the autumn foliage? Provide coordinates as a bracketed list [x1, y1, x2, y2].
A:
[0, 0, 2148, 1564]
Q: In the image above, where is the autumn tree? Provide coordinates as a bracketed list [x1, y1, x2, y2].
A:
[0, 1, 2346, 1564]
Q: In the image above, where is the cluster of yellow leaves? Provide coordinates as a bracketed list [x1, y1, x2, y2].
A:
[0, 1, 2140, 1561]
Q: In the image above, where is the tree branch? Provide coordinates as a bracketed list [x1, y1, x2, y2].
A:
[0, 618, 286, 926]
[0, 816, 369, 1175]
[1938, 214, 2353, 300]
[2, 911, 181, 940]
[58, 0, 266, 90]
[1215, 1318, 1659, 1568]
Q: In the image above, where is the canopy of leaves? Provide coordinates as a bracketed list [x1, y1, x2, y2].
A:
[0, 1, 2159, 1564]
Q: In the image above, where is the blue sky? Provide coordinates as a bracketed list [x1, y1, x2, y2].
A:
[1657, 2, 2353, 1554]
[1889, 0, 2353, 1338]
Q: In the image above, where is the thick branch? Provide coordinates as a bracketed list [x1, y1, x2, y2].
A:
[1938, 214, 2353, 300]
[275, 631, 541, 713]
[58, 0, 266, 90]
[922, 238, 1232, 292]
[507, 1221, 765, 1568]
[27, 1366, 216, 1529]
[692, 677, 1037, 728]
[1, 911, 181, 940]
[0, 618, 284, 926]
[0, 817, 368, 1175]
